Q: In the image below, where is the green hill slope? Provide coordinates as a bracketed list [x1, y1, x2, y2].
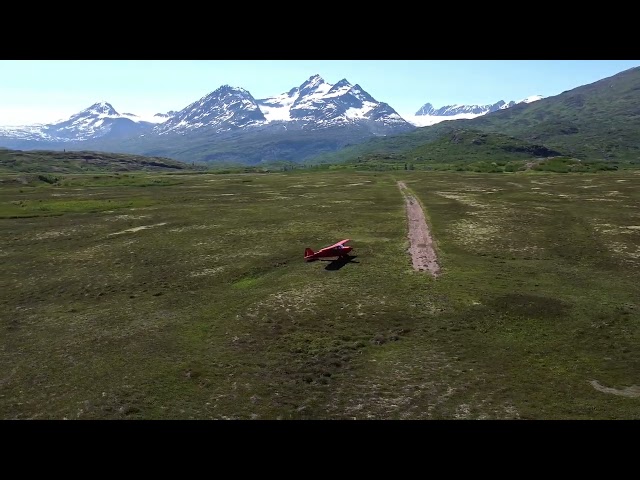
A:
[405, 129, 561, 161]
[341, 129, 574, 172]
[0, 148, 196, 174]
[462, 66, 640, 161]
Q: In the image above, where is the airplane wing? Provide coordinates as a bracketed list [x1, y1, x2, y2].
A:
[332, 239, 351, 248]
[314, 239, 351, 254]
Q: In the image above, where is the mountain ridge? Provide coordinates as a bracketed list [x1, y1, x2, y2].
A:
[407, 95, 544, 127]
[0, 74, 417, 163]
[0, 74, 540, 135]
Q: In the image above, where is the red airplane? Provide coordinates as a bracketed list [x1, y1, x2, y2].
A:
[304, 239, 353, 261]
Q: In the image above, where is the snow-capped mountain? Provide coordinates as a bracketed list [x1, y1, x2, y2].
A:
[0, 101, 166, 142]
[415, 100, 514, 116]
[45, 101, 161, 140]
[408, 96, 544, 127]
[0, 124, 68, 142]
[257, 74, 412, 133]
[153, 86, 267, 135]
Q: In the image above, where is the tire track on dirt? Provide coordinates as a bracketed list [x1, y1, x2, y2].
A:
[397, 181, 440, 277]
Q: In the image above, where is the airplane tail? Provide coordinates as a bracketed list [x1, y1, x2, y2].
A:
[304, 248, 314, 258]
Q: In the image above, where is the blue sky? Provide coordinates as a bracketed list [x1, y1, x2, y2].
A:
[0, 60, 638, 126]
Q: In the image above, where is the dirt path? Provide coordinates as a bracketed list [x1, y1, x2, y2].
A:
[397, 181, 440, 277]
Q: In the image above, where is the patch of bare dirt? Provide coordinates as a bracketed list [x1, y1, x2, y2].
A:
[398, 182, 440, 277]
[589, 380, 640, 398]
[108, 223, 167, 236]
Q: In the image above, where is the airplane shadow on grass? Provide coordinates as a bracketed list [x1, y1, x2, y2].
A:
[319, 255, 359, 271]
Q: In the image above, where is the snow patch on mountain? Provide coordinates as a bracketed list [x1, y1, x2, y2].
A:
[259, 104, 292, 122]
[122, 113, 168, 124]
[257, 88, 298, 122]
[519, 95, 544, 103]
[0, 124, 72, 141]
[404, 113, 484, 127]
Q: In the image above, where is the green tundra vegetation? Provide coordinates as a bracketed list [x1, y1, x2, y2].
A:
[0, 148, 197, 174]
[1, 166, 638, 419]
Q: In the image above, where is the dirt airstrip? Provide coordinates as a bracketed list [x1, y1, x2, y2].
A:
[397, 181, 441, 277]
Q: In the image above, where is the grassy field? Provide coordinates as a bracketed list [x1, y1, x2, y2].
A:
[1, 170, 639, 419]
